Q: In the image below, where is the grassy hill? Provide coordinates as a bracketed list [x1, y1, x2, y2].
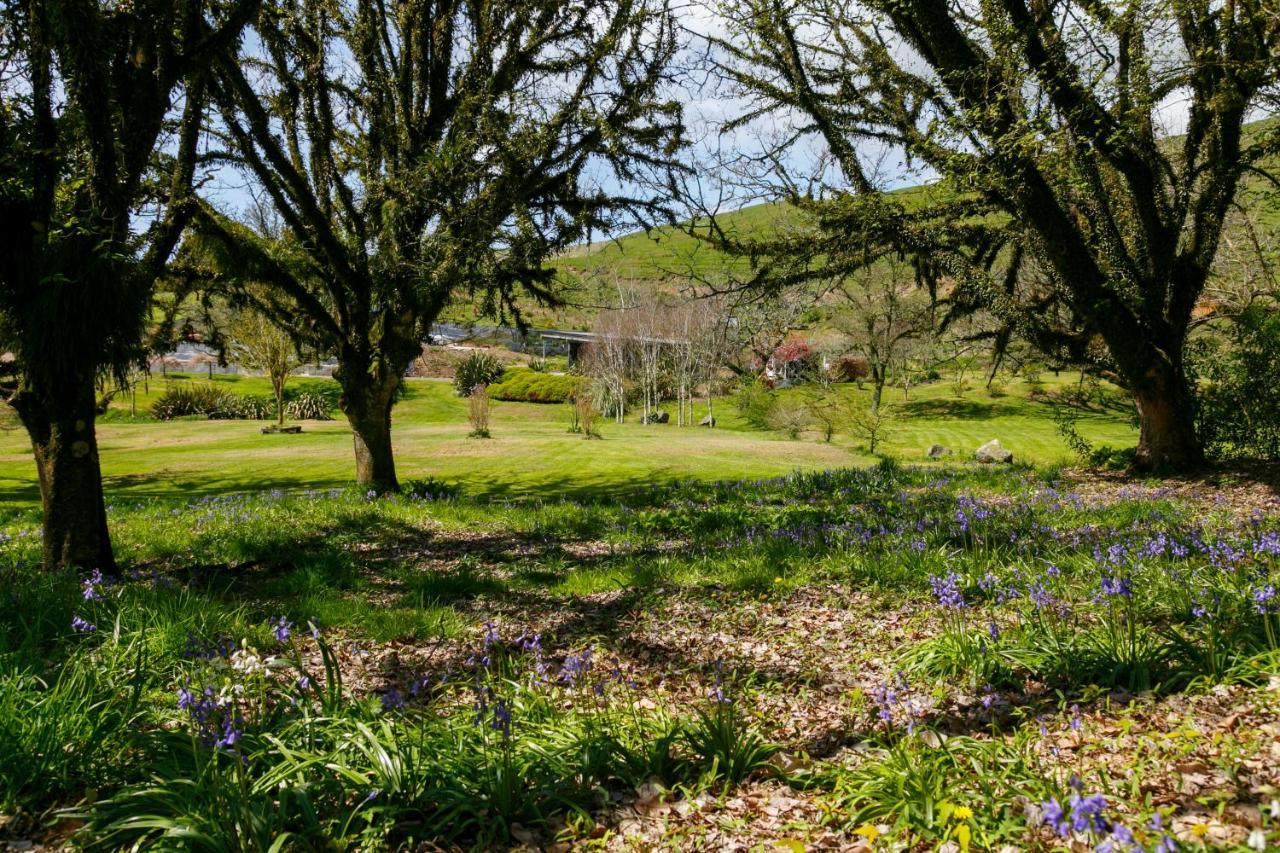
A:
[441, 120, 1278, 332]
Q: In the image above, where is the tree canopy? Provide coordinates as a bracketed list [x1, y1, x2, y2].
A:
[191, 0, 686, 491]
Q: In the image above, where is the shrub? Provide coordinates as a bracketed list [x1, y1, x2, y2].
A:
[152, 383, 229, 419]
[1089, 445, 1136, 471]
[453, 352, 506, 397]
[1194, 306, 1280, 460]
[766, 397, 811, 438]
[576, 395, 601, 438]
[284, 392, 334, 420]
[210, 394, 273, 420]
[830, 355, 871, 383]
[734, 379, 776, 429]
[153, 383, 277, 421]
[487, 369, 585, 403]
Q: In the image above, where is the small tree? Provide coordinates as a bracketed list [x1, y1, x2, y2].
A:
[803, 388, 845, 442]
[846, 394, 894, 456]
[567, 393, 582, 434]
[831, 258, 935, 411]
[229, 309, 302, 427]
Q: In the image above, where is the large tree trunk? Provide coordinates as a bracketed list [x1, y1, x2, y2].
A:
[1130, 365, 1203, 473]
[339, 372, 400, 493]
[12, 382, 117, 574]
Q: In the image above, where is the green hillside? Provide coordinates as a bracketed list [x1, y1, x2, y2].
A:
[441, 120, 1277, 331]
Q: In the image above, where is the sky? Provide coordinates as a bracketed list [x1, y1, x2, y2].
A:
[197, 0, 1257, 245]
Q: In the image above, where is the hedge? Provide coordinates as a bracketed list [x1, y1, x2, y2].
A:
[486, 369, 585, 403]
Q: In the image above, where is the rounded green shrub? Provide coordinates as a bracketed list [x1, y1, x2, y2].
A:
[486, 369, 585, 403]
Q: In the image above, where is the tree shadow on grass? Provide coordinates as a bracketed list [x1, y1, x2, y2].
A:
[896, 399, 1028, 421]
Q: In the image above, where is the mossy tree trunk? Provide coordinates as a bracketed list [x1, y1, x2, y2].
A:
[337, 360, 402, 493]
[11, 380, 116, 574]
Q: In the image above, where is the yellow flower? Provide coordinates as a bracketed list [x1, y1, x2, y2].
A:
[952, 805, 974, 821]
[774, 576, 784, 583]
[1191, 823, 1209, 838]
[854, 823, 880, 842]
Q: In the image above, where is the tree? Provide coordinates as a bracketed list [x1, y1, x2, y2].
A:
[831, 257, 935, 411]
[706, 0, 1280, 471]
[196, 0, 684, 492]
[0, 0, 254, 572]
[228, 307, 303, 427]
[668, 295, 730, 426]
[771, 335, 810, 384]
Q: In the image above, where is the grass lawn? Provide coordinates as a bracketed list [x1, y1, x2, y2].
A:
[0, 370, 1134, 510]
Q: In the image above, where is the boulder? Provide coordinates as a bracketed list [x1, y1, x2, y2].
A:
[974, 439, 1013, 464]
[699, 414, 716, 427]
[926, 443, 951, 458]
[655, 411, 670, 424]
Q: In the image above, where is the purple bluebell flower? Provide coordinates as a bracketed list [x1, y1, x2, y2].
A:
[271, 616, 291, 643]
[929, 571, 966, 609]
[1254, 584, 1277, 614]
[1110, 824, 1136, 850]
[1100, 575, 1133, 598]
[1042, 797, 1069, 836]
[1029, 581, 1055, 611]
[71, 615, 96, 633]
[491, 699, 512, 737]
[381, 687, 405, 710]
[82, 569, 105, 601]
[558, 648, 594, 686]
[213, 715, 242, 748]
[708, 659, 733, 704]
[1069, 792, 1109, 833]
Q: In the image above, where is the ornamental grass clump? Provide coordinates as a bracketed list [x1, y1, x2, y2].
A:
[466, 385, 492, 438]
